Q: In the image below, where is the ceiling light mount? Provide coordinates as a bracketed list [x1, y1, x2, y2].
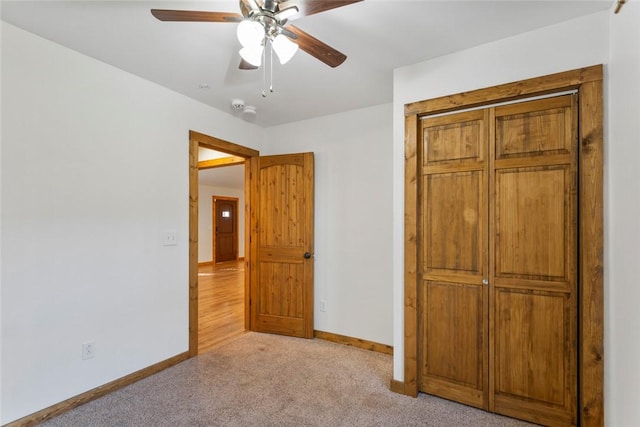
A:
[231, 99, 245, 111]
[230, 99, 257, 117]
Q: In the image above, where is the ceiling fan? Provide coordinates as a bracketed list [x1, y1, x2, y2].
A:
[151, 0, 362, 70]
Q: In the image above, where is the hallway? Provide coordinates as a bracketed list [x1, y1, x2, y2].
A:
[198, 260, 245, 353]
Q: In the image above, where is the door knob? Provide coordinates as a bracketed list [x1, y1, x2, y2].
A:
[303, 252, 312, 259]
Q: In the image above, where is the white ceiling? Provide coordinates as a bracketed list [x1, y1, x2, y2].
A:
[1, 0, 613, 128]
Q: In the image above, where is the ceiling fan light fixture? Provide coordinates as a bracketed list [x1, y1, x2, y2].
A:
[237, 20, 264, 47]
[272, 34, 299, 65]
[239, 45, 264, 67]
[275, 5, 299, 21]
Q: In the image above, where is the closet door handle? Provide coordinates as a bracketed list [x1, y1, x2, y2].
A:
[482, 279, 489, 285]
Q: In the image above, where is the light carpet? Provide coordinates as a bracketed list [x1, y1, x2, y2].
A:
[41, 332, 536, 426]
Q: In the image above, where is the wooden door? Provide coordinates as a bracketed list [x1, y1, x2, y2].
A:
[418, 95, 578, 426]
[419, 110, 489, 409]
[214, 197, 238, 263]
[489, 95, 577, 426]
[249, 153, 314, 338]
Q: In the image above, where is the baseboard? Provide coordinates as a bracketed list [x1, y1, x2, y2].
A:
[313, 330, 393, 355]
[389, 379, 406, 395]
[4, 351, 190, 427]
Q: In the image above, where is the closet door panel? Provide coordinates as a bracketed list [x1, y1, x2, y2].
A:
[420, 110, 489, 410]
[424, 171, 482, 277]
[494, 165, 572, 291]
[424, 112, 482, 165]
[495, 96, 573, 160]
[490, 95, 577, 426]
[421, 281, 484, 406]
[494, 289, 570, 404]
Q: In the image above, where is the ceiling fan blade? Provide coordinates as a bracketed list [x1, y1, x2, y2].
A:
[150, 9, 243, 23]
[239, 59, 259, 70]
[277, 0, 362, 19]
[287, 25, 347, 68]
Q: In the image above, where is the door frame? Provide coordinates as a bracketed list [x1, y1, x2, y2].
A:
[401, 65, 604, 426]
[212, 195, 239, 263]
[189, 130, 259, 356]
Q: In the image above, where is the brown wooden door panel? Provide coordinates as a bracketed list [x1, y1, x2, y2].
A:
[493, 289, 573, 404]
[421, 280, 485, 408]
[423, 110, 485, 166]
[250, 153, 314, 338]
[424, 171, 483, 277]
[492, 289, 576, 426]
[418, 95, 578, 425]
[258, 261, 305, 318]
[214, 197, 238, 263]
[489, 95, 578, 426]
[494, 166, 571, 283]
[254, 313, 305, 336]
[420, 110, 489, 410]
[495, 96, 573, 160]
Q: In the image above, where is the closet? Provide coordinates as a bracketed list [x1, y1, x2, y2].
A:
[402, 66, 604, 427]
[418, 94, 577, 426]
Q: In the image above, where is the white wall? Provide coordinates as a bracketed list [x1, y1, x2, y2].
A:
[0, 14, 4, 419]
[0, 22, 261, 424]
[4, 5, 636, 425]
[265, 104, 394, 346]
[394, 8, 640, 425]
[392, 8, 609, 385]
[606, 3, 640, 426]
[198, 182, 245, 262]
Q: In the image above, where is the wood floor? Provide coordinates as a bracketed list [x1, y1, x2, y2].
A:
[198, 259, 246, 354]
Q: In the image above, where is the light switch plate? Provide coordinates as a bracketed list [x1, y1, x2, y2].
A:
[163, 230, 177, 246]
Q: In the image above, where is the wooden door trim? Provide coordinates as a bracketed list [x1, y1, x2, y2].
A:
[189, 130, 259, 356]
[199, 156, 246, 170]
[212, 195, 239, 263]
[402, 65, 604, 427]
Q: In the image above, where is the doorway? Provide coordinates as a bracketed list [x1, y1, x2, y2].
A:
[189, 131, 316, 355]
[189, 131, 259, 356]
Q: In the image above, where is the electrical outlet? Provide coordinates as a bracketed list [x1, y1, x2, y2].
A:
[82, 341, 95, 360]
[320, 301, 326, 312]
[163, 230, 177, 246]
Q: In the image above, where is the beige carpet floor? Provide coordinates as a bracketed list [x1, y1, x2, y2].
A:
[40, 332, 536, 426]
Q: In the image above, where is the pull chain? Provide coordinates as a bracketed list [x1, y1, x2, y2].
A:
[261, 40, 275, 97]
[261, 44, 267, 97]
[270, 41, 274, 94]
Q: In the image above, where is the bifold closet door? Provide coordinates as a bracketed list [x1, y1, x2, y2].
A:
[419, 110, 489, 410]
[489, 95, 578, 426]
[419, 95, 578, 426]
